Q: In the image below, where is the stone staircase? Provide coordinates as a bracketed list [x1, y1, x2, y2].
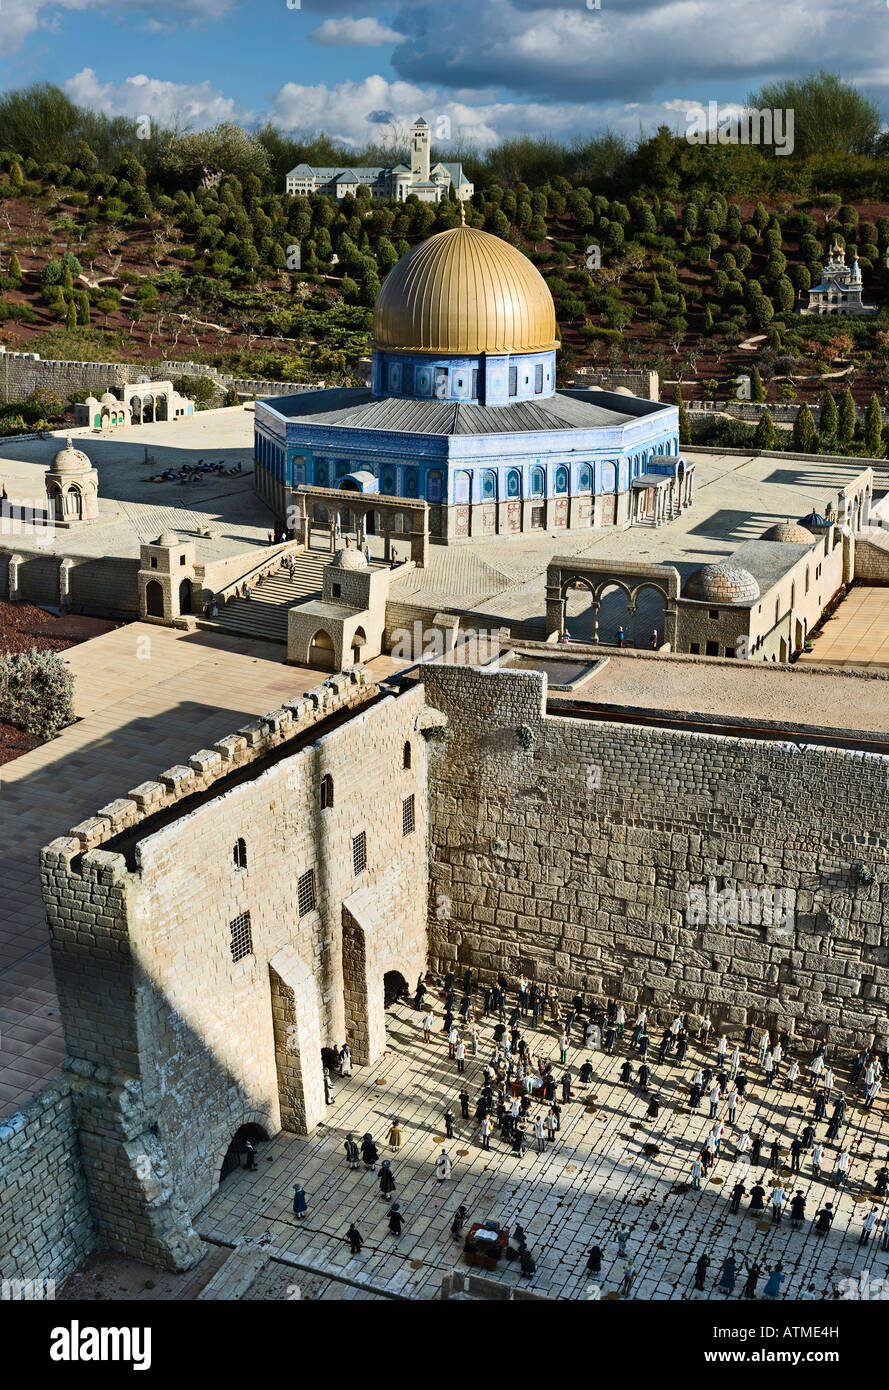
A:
[211, 550, 332, 643]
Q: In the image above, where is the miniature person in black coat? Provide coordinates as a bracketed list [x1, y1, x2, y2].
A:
[388, 1204, 405, 1237]
[605, 1027, 616, 1055]
[361, 1134, 378, 1171]
[346, 1223, 363, 1254]
[639, 1063, 650, 1093]
[751, 1134, 763, 1167]
[742, 1260, 760, 1298]
[730, 1181, 746, 1214]
[445, 1107, 455, 1139]
[451, 1205, 468, 1240]
[620, 1059, 633, 1084]
[749, 1182, 766, 1213]
[694, 1253, 710, 1290]
[586, 1245, 603, 1274]
[459, 1087, 470, 1119]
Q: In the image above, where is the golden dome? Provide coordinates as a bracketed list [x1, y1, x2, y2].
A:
[373, 225, 558, 356]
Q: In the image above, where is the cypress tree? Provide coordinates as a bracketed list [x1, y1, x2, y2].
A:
[819, 391, 838, 440]
[864, 394, 883, 457]
[674, 384, 691, 445]
[749, 364, 766, 402]
[753, 410, 777, 450]
[792, 403, 816, 453]
[838, 387, 856, 447]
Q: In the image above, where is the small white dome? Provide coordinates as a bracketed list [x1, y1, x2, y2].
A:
[330, 548, 368, 572]
[100, 391, 118, 405]
[155, 531, 180, 546]
[51, 438, 91, 474]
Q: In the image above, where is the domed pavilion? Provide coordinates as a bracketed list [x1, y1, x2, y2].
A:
[254, 224, 683, 544]
[44, 438, 100, 525]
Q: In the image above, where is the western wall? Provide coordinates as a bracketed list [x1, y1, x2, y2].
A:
[423, 664, 889, 1053]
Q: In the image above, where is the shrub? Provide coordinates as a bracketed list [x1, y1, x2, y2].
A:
[0, 648, 75, 738]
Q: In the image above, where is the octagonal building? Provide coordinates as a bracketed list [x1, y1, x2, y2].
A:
[254, 225, 684, 543]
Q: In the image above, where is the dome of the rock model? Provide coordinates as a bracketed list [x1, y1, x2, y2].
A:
[685, 563, 761, 604]
[373, 225, 558, 356]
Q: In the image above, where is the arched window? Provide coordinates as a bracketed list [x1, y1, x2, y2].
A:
[578, 465, 592, 493]
[381, 465, 396, 494]
[403, 467, 418, 498]
[600, 461, 617, 492]
[482, 470, 497, 500]
[555, 467, 568, 495]
[531, 467, 545, 496]
[506, 469, 521, 498]
[314, 460, 329, 488]
[403, 740, 412, 769]
[320, 774, 334, 809]
[335, 458, 350, 479]
[805, 566, 810, 593]
[233, 838, 247, 870]
[775, 599, 780, 626]
[454, 471, 471, 504]
[790, 582, 796, 609]
[426, 470, 442, 504]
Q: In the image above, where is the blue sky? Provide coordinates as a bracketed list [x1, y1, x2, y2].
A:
[1, 0, 887, 149]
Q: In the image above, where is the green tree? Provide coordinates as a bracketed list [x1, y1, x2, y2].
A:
[8, 252, 22, 284]
[674, 384, 691, 445]
[819, 391, 838, 439]
[748, 71, 881, 158]
[864, 394, 883, 457]
[749, 365, 766, 402]
[792, 403, 817, 453]
[838, 386, 856, 447]
[753, 410, 777, 450]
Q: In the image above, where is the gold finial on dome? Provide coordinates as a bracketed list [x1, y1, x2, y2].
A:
[373, 224, 558, 356]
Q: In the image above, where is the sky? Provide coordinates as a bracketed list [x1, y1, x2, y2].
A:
[0, 0, 887, 150]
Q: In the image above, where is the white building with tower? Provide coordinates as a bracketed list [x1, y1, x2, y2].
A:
[801, 244, 876, 316]
[284, 118, 473, 204]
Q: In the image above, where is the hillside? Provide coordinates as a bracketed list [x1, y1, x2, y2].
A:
[3, 150, 889, 450]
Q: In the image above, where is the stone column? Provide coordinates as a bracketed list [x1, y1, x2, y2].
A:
[59, 557, 73, 612]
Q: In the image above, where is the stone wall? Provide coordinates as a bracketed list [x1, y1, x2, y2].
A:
[0, 350, 319, 408]
[853, 533, 889, 584]
[0, 1076, 95, 1289]
[422, 664, 889, 1054]
[41, 670, 430, 1265]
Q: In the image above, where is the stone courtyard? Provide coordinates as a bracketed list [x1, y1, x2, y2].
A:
[176, 988, 889, 1302]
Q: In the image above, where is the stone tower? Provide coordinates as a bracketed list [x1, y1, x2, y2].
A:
[411, 117, 430, 184]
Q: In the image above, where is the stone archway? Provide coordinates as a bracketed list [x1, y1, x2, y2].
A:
[145, 580, 164, 618]
[219, 1122, 268, 1183]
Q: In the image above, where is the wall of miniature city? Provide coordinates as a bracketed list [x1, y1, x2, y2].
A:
[39, 671, 428, 1269]
[0, 1075, 96, 1290]
[0, 350, 319, 406]
[422, 664, 889, 1054]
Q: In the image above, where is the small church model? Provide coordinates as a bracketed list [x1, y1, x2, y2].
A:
[801, 243, 876, 317]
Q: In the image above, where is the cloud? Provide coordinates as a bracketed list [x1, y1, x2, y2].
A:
[266, 73, 703, 148]
[0, 0, 237, 56]
[64, 68, 255, 129]
[386, 0, 888, 106]
[310, 16, 407, 46]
